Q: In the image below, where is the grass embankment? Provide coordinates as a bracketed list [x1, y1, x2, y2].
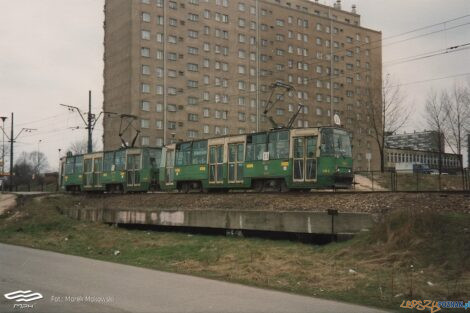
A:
[0, 194, 469, 310]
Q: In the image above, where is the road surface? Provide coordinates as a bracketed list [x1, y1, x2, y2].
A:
[0, 243, 389, 313]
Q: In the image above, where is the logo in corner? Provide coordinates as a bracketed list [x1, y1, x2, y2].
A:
[4, 290, 43, 302]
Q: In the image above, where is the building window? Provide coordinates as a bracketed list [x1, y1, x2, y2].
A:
[156, 120, 163, 129]
[188, 96, 198, 105]
[203, 125, 210, 134]
[276, 19, 284, 26]
[169, 18, 177, 26]
[168, 35, 177, 44]
[188, 113, 198, 122]
[141, 83, 150, 93]
[187, 63, 198, 72]
[188, 30, 198, 38]
[188, 13, 199, 21]
[141, 47, 150, 57]
[141, 100, 150, 111]
[188, 46, 198, 55]
[188, 130, 198, 138]
[142, 12, 151, 22]
[141, 65, 150, 75]
[238, 112, 246, 121]
[187, 80, 198, 88]
[203, 108, 210, 117]
[141, 119, 150, 129]
[168, 121, 176, 129]
[141, 30, 150, 40]
[141, 136, 150, 146]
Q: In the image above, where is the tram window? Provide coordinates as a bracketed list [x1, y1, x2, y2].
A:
[192, 141, 207, 165]
[74, 156, 83, 173]
[253, 133, 267, 160]
[103, 152, 114, 172]
[148, 148, 162, 167]
[320, 128, 351, 157]
[65, 157, 74, 174]
[176, 143, 192, 166]
[268, 131, 289, 159]
[114, 150, 126, 171]
[320, 129, 334, 155]
[246, 136, 253, 161]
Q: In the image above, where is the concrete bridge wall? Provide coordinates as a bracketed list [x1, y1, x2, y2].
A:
[60, 207, 374, 235]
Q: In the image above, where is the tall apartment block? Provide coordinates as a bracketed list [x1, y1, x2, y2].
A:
[102, 0, 382, 170]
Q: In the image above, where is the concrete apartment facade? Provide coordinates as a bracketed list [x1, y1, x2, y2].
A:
[102, 0, 382, 170]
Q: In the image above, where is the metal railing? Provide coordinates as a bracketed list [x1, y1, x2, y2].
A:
[353, 169, 470, 192]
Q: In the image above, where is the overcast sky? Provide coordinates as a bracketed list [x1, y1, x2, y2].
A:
[0, 0, 469, 171]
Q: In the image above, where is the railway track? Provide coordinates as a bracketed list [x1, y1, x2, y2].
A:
[64, 189, 470, 198]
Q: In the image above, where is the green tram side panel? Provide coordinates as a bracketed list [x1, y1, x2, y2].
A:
[159, 127, 353, 191]
[62, 147, 162, 193]
[63, 155, 84, 190]
[122, 147, 162, 192]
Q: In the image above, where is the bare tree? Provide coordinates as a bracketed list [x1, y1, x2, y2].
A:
[424, 90, 446, 177]
[67, 139, 97, 155]
[443, 82, 470, 174]
[28, 151, 49, 175]
[368, 74, 411, 172]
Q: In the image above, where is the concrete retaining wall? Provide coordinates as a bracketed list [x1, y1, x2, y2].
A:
[60, 206, 374, 235]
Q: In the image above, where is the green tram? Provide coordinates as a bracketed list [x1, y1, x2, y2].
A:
[59, 147, 162, 192]
[59, 126, 352, 193]
[160, 126, 353, 192]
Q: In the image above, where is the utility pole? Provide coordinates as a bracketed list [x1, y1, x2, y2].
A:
[60, 90, 103, 154]
[0, 113, 36, 191]
[87, 91, 92, 153]
[9, 113, 12, 191]
[0, 116, 6, 178]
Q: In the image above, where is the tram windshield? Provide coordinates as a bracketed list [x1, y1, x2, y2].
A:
[321, 128, 352, 158]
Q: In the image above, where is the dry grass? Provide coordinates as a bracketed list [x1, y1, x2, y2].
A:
[0, 194, 469, 310]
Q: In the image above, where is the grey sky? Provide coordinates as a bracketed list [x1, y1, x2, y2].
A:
[0, 0, 469, 170]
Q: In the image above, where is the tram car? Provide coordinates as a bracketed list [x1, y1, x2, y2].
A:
[59, 147, 162, 192]
[59, 126, 352, 193]
[160, 126, 353, 192]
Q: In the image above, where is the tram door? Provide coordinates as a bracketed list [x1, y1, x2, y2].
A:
[228, 143, 244, 183]
[165, 149, 175, 185]
[293, 136, 317, 182]
[209, 145, 224, 184]
[84, 158, 93, 187]
[93, 157, 103, 187]
[126, 153, 141, 187]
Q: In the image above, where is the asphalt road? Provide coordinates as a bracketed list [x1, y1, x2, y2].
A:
[0, 243, 389, 313]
